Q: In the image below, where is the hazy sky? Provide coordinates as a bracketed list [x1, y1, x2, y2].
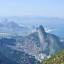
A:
[0, 0, 64, 18]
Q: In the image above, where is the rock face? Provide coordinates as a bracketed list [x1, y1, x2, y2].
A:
[37, 25, 63, 55]
[37, 25, 47, 52]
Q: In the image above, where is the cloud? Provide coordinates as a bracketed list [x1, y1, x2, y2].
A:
[45, 28, 56, 33]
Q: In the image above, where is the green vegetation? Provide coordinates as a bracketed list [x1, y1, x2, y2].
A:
[41, 50, 64, 64]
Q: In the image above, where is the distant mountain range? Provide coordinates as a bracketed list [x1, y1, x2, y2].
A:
[0, 21, 31, 36]
[0, 16, 64, 37]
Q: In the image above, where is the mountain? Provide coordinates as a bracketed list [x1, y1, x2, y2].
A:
[0, 23, 64, 63]
[23, 25, 64, 60]
[41, 50, 64, 64]
[8, 25, 64, 61]
[0, 21, 30, 36]
[0, 17, 64, 37]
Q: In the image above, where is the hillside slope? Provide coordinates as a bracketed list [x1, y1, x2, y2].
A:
[41, 50, 64, 64]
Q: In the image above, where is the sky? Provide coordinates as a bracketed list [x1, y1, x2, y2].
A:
[0, 0, 64, 18]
